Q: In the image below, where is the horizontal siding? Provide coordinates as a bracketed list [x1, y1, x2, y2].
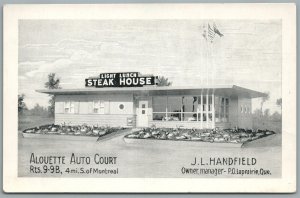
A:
[55, 113, 135, 127]
[55, 94, 134, 115]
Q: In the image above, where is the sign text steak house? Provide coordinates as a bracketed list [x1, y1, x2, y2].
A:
[85, 72, 157, 88]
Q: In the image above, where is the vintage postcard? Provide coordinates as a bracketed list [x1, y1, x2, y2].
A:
[3, 4, 296, 193]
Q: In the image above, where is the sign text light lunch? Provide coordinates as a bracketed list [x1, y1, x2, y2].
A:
[85, 72, 157, 88]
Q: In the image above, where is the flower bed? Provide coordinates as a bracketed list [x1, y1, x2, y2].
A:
[22, 124, 125, 139]
[124, 127, 276, 144]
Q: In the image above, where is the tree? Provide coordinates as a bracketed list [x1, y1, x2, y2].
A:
[30, 103, 48, 116]
[45, 73, 61, 89]
[47, 96, 56, 117]
[270, 111, 281, 122]
[18, 94, 27, 115]
[44, 73, 61, 117]
[156, 76, 172, 86]
[276, 98, 282, 108]
[253, 109, 261, 117]
[264, 109, 270, 118]
[252, 108, 263, 130]
[260, 92, 270, 116]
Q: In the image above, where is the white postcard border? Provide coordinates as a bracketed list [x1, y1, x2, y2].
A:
[3, 3, 296, 193]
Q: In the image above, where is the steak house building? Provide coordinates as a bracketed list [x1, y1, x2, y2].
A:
[37, 85, 266, 129]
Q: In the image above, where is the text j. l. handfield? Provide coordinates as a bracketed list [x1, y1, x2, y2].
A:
[191, 157, 257, 166]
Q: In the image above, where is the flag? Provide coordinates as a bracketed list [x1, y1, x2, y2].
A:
[213, 23, 224, 37]
[202, 22, 223, 43]
[208, 24, 215, 42]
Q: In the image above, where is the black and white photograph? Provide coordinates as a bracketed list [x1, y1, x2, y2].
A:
[3, 4, 296, 193]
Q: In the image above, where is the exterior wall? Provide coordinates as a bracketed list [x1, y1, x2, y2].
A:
[228, 95, 238, 128]
[53, 92, 253, 129]
[55, 114, 134, 127]
[54, 94, 135, 127]
[149, 121, 214, 129]
[237, 97, 253, 129]
[215, 122, 231, 129]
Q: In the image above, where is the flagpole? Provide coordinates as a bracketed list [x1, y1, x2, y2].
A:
[200, 24, 204, 87]
[206, 22, 209, 129]
[201, 22, 223, 129]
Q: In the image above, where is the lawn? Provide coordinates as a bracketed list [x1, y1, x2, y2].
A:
[18, 115, 54, 131]
[253, 118, 282, 133]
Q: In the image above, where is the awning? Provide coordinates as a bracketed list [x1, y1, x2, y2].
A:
[36, 85, 267, 98]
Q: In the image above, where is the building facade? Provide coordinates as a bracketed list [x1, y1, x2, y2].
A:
[37, 85, 265, 129]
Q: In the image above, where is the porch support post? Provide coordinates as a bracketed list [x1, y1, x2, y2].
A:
[224, 97, 226, 122]
[196, 97, 199, 122]
[206, 92, 209, 129]
[166, 97, 168, 121]
[212, 92, 215, 129]
[181, 97, 183, 122]
[200, 92, 203, 129]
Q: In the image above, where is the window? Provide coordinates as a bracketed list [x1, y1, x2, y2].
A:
[167, 97, 182, 121]
[214, 96, 220, 122]
[182, 97, 198, 121]
[93, 100, 105, 114]
[220, 98, 225, 119]
[225, 98, 229, 120]
[203, 96, 207, 111]
[208, 113, 212, 122]
[215, 96, 229, 122]
[119, 104, 124, 110]
[153, 97, 167, 113]
[152, 95, 213, 122]
[208, 96, 213, 111]
[64, 101, 75, 114]
[240, 104, 250, 114]
[202, 113, 207, 121]
[168, 97, 182, 113]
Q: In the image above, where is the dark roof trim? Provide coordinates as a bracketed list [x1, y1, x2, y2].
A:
[36, 85, 267, 98]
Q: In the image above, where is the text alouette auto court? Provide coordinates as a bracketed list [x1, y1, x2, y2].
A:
[37, 72, 266, 129]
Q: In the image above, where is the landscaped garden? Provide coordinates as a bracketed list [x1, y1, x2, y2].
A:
[22, 124, 125, 138]
[22, 124, 276, 146]
[125, 127, 276, 144]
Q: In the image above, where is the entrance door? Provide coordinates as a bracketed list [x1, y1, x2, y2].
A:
[137, 100, 148, 127]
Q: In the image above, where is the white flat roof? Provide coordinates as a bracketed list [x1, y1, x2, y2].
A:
[36, 85, 267, 98]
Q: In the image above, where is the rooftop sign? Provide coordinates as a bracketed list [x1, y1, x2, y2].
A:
[85, 72, 157, 88]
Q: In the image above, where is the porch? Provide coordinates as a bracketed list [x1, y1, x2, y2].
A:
[136, 91, 232, 129]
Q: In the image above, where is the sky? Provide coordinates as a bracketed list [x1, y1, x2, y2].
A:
[18, 20, 282, 113]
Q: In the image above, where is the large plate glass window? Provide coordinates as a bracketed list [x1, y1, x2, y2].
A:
[167, 97, 182, 121]
[215, 96, 229, 122]
[152, 97, 167, 121]
[152, 95, 212, 122]
[183, 96, 197, 121]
